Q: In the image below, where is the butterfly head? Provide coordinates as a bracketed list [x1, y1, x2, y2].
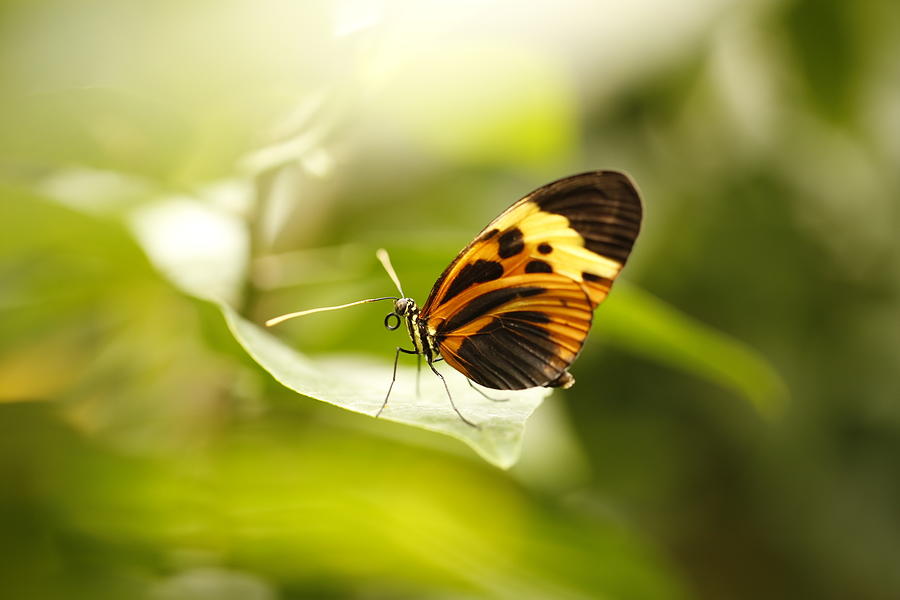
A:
[393, 297, 417, 316]
[384, 297, 417, 331]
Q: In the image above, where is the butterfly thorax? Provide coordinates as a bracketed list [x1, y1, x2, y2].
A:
[393, 297, 439, 361]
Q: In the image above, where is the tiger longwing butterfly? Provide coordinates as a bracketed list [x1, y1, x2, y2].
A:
[267, 171, 642, 427]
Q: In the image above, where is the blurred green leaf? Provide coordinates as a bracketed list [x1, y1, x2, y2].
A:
[1, 403, 688, 600]
[222, 304, 549, 469]
[129, 193, 250, 307]
[601, 282, 788, 416]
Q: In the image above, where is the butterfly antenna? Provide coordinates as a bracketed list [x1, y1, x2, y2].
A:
[376, 248, 405, 297]
[265, 296, 397, 327]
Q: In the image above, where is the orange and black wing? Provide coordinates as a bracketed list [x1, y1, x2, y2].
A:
[420, 171, 642, 390]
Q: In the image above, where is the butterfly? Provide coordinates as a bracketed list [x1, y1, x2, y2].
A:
[267, 171, 642, 427]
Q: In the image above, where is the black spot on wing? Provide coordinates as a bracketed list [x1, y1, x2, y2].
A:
[537, 243, 553, 254]
[440, 259, 503, 304]
[534, 172, 642, 264]
[498, 228, 525, 258]
[582, 272, 613, 286]
[525, 260, 552, 274]
[435, 286, 545, 335]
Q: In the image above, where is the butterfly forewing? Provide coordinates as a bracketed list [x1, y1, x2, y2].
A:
[421, 171, 642, 390]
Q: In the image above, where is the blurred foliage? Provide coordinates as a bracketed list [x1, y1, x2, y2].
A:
[2, 1, 900, 599]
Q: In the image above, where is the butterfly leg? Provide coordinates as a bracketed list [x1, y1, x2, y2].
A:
[415, 353, 422, 398]
[376, 347, 418, 418]
[428, 360, 479, 429]
[466, 378, 509, 402]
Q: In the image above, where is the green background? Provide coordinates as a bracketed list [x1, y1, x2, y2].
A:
[2, 1, 898, 599]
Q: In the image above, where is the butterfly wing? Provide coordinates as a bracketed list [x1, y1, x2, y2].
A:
[431, 273, 595, 389]
[421, 171, 642, 390]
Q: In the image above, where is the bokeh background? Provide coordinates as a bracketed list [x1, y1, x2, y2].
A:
[2, 1, 899, 599]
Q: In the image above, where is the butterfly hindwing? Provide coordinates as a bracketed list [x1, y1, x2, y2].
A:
[433, 274, 594, 390]
[420, 171, 642, 390]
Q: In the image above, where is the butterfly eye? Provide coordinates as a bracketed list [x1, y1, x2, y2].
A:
[384, 313, 401, 331]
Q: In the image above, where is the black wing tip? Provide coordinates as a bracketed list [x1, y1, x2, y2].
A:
[597, 170, 643, 213]
[539, 170, 642, 211]
[532, 170, 643, 245]
[560, 169, 637, 186]
[586, 170, 642, 210]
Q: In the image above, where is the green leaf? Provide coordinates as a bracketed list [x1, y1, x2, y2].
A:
[601, 283, 789, 417]
[127, 190, 250, 307]
[221, 303, 550, 469]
